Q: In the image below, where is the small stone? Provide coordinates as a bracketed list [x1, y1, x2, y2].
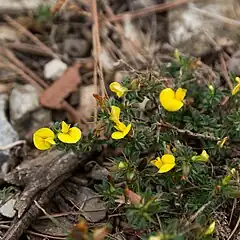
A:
[0, 94, 19, 156]
[74, 187, 106, 222]
[100, 47, 115, 72]
[79, 85, 97, 119]
[0, 0, 55, 11]
[227, 51, 240, 76]
[89, 164, 109, 180]
[44, 59, 67, 80]
[64, 38, 90, 57]
[10, 84, 40, 124]
[168, 0, 240, 55]
[0, 199, 16, 218]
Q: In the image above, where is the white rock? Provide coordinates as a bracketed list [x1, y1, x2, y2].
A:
[44, 59, 67, 80]
[79, 85, 97, 119]
[100, 48, 115, 72]
[168, 0, 240, 55]
[10, 84, 40, 123]
[0, 199, 16, 218]
[0, 0, 55, 11]
[89, 164, 109, 180]
[0, 94, 19, 156]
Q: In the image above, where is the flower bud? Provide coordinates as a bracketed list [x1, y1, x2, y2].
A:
[118, 161, 128, 169]
[127, 172, 135, 181]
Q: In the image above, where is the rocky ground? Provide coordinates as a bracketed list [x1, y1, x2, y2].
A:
[0, 0, 239, 239]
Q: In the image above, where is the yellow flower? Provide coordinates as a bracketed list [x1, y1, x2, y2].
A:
[57, 121, 81, 143]
[192, 150, 209, 162]
[109, 106, 121, 124]
[159, 88, 187, 112]
[151, 154, 176, 173]
[110, 82, 128, 98]
[232, 77, 240, 95]
[112, 121, 132, 140]
[33, 128, 56, 150]
[204, 221, 215, 235]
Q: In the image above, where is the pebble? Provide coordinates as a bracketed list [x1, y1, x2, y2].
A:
[0, 199, 16, 218]
[0, 94, 19, 157]
[79, 84, 97, 120]
[75, 187, 106, 222]
[9, 84, 40, 124]
[227, 50, 240, 76]
[63, 38, 89, 58]
[43, 59, 67, 80]
[89, 164, 109, 180]
[0, 0, 55, 11]
[168, 0, 240, 55]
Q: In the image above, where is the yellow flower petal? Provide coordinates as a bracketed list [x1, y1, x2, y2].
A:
[111, 131, 124, 140]
[151, 157, 163, 169]
[114, 121, 127, 132]
[159, 163, 175, 173]
[161, 154, 175, 164]
[61, 121, 70, 134]
[160, 88, 175, 100]
[204, 221, 215, 235]
[159, 88, 184, 112]
[68, 127, 82, 142]
[34, 128, 55, 138]
[162, 99, 183, 112]
[33, 136, 52, 150]
[122, 123, 132, 137]
[58, 127, 81, 143]
[110, 106, 121, 123]
[232, 83, 240, 95]
[45, 137, 56, 145]
[175, 88, 187, 101]
[33, 128, 55, 150]
[152, 154, 176, 173]
[109, 82, 127, 98]
[236, 77, 240, 83]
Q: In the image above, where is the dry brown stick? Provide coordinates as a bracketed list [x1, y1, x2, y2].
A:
[3, 15, 58, 58]
[91, 0, 106, 98]
[0, 56, 44, 93]
[158, 121, 220, 141]
[107, 0, 195, 23]
[0, 225, 66, 239]
[0, 48, 48, 89]
[5, 43, 54, 57]
[2, 151, 94, 240]
[2, 174, 70, 240]
[0, 48, 81, 122]
[0, 140, 26, 151]
[219, 52, 233, 90]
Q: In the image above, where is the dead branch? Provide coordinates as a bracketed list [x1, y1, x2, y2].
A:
[2, 150, 95, 240]
[158, 121, 220, 141]
[107, 0, 195, 23]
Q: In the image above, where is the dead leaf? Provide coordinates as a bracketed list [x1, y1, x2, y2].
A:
[40, 65, 81, 109]
[124, 188, 142, 204]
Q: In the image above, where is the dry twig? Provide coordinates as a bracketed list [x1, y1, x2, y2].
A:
[107, 0, 195, 23]
[0, 140, 26, 151]
[158, 121, 220, 141]
[219, 52, 233, 90]
[3, 15, 58, 58]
